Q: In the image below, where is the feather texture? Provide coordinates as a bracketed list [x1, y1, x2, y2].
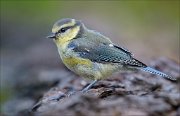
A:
[69, 40, 146, 68]
[141, 67, 176, 81]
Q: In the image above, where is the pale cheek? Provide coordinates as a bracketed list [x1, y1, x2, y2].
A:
[63, 26, 79, 39]
[67, 30, 75, 38]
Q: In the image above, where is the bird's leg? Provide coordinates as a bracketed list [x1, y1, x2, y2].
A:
[67, 91, 76, 97]
[81, 80, 97, 93]
[67, 80, 97, 97]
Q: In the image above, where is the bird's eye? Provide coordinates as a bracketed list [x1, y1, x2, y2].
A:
[60, 28, 66, 33]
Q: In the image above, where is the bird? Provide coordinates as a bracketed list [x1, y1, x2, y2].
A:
[47, 18, 176, 93]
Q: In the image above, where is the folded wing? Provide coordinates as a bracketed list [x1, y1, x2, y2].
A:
[69, 42, 146, 68]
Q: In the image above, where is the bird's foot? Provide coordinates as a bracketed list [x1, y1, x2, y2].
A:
[67, 90, 77, 97]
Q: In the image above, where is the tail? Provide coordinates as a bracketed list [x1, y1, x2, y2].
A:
[141, 67, 176, 81]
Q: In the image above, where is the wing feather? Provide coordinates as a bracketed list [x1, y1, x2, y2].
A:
[69, 41, 146, 68]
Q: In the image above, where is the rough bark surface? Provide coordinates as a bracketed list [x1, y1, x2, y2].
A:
[2, 57, 180, 116]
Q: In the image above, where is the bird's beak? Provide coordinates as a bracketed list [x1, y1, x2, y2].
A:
[46, 33, 56, 39]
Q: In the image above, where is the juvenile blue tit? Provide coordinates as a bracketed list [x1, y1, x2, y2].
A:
[47, 18, 176, 92]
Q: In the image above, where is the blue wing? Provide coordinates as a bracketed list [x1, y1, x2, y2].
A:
[68, 41, 146, 68]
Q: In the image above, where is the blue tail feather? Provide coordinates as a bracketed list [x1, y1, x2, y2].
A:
[141, 67, 176, 81]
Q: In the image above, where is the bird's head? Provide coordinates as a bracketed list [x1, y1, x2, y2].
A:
[47, 18, 84, 46]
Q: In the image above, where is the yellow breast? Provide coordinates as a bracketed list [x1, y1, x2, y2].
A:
[62, 55, 93, 69]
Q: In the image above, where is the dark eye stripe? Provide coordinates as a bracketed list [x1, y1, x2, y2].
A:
[61, 28, 66, 33]
[58, 27, 71, 33]
[58, 22, 81, 34]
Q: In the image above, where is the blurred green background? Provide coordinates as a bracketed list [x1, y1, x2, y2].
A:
[0, 0, 179, 106]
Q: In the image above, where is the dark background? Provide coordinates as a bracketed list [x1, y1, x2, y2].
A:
[0, 0, 179, 112]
